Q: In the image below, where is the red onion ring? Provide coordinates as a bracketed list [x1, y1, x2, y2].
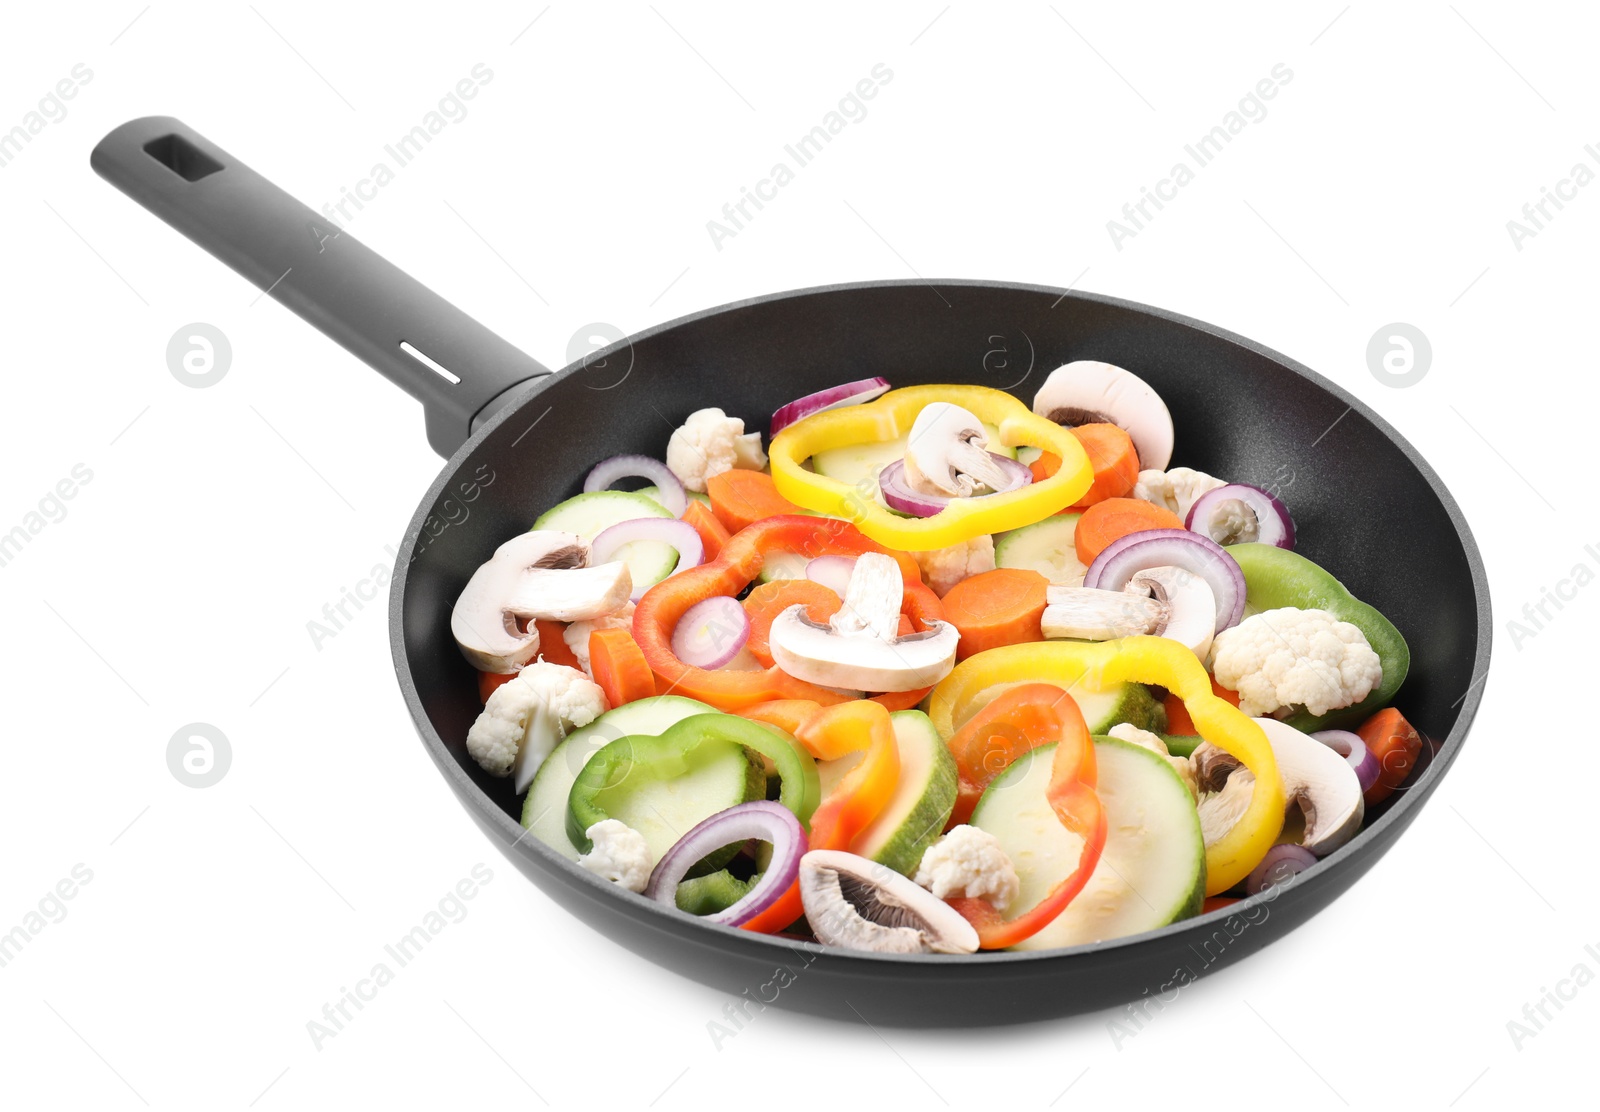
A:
[671, 595, 750, 669]
[1186, 483, 1295, 549]
[806, 555, 857, 596]
[644, 801, 807, 926]
[1311, 730, 1381, 794]
[1245, 844, 1319, 895]
[1084, 528, 1247, 633]
[877, 454, 1032, 518]
[591, 518, 704, 600]
[583, 454, 687, 516]
[770, 377, 891, 436]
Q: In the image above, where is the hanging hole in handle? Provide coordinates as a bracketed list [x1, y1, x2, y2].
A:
[143, 134, 224, 182]
[400, 341, 462, 384]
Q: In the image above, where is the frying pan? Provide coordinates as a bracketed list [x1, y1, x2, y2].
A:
[92, 116, 1490, 1027]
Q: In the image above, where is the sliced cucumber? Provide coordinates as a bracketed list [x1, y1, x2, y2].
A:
[811, 423, 1016, 498]
[635, 484, 711, 508]
[522, 695, 717, 860]
[971, 736, 1205, 951]
[533, 490, 680, 594]
[756, 554, 812, 585]
[580, 739, 764, 869]
[995, 513, 1088, 585]
[955, 678, 1165, 736]
[815, 710, 957, 877]
[1015, 445, 1043, 466]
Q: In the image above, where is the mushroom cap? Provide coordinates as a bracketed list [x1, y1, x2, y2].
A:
[1032, 360, 1175, 471]
[769, 607, 958, 692]
[1254, 718, 1365, 856]
[1127, 565, 1217, 658]
[799, 849, 979, 954]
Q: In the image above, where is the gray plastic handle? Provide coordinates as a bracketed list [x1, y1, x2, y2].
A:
[91, 117, 551, 457]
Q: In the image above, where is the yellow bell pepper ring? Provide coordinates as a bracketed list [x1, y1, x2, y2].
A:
[929, 637, 1286, 895]
[769, 385, 1092, 552]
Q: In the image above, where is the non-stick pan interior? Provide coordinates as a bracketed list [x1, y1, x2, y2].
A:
[400, 281, 1480, 816]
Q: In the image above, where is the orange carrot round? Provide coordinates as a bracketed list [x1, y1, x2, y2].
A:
[681, 499, 731, 561]
[1357, 707, 1423, 807]
[588, 627, 656, 707]
[939, 568, 1049, 660]
[1074, 497, 1186, 566]
[533, 619, 582, 669]
[742, 579, 841, 667]
[707, 470, 807, 533]
[1065, 423, 1139, 508]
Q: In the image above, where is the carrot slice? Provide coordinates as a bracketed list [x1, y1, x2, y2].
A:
[1165, 678, 1240, 733]
[1357, 707, 1423, 807]
[478, 670, 518, 703]
[939, 568, 1049, 660]
[533, 618, 581, 669]
[681, 499, 731, 561]
[707, 470, 807, 533]
[742, 579, 841, 667]
[1074, 497, 1186, 565]
[871, 686, 931, 712]
[1065, 423, 1140, 508]
[588, 627, 656, 707]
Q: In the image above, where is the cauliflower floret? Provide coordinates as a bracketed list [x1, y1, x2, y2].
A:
[1108, 723, 1197, 800]
[912, 535, 996, 597]
[913, 825, 1020, 910]
[578, 819, 653, 893]
[665, 407, 767, 493]
[1209, 607, 1383, 718]
[1133, 467, 1227, 521]
[564, 602, 636, 677]
[465, 661, 608, 779]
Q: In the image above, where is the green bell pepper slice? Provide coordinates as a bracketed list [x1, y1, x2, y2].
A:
[567, 713, 821, 852]
[1226, 543, 1410, 732]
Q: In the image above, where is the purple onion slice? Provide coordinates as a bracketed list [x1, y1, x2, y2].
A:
[1186, 483, 1295, 549]
[671, 595, 750, 669]
[1312, 730, 1381, 794]
[583, 454, 687, 516]
[644, 801, 807, 927]
[877, 454, 1032, 518]
[1085, 528, 1247, 633]
[591, 518, 704, 600]
[1245, 844, 1318, 895]
[770, 377, 891, 437]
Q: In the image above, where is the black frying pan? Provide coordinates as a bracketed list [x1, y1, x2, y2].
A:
[92, 116, 1491, 1027]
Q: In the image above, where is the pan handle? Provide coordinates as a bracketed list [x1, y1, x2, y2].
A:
[90, 117, 551, 457]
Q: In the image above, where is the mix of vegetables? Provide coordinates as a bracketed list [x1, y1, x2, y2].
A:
[451, 361, 1420, 955]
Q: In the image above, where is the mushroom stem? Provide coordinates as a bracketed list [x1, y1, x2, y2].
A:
[830, 552, 903, 641]
[1040, 586, 1166, 641]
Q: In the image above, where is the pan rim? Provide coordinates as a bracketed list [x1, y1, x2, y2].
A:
[389, 277, 1492, 968]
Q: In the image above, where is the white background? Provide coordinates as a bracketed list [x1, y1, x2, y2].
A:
[0, 2, 1593, 1108]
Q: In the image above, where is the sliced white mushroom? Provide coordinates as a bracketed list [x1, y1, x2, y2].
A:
[1254, 718, 1365, 856]
[799, 849, 979, 954]
[768, 552, 958, 692]
[1040, 565, 1214, 655]
[451, 530, 631, 671]
[1188, 720, 1366, 857]
[1125, 565, 1216, 658]
[903, 402, 1012, 497]
[1032, 360, 1175, 471]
